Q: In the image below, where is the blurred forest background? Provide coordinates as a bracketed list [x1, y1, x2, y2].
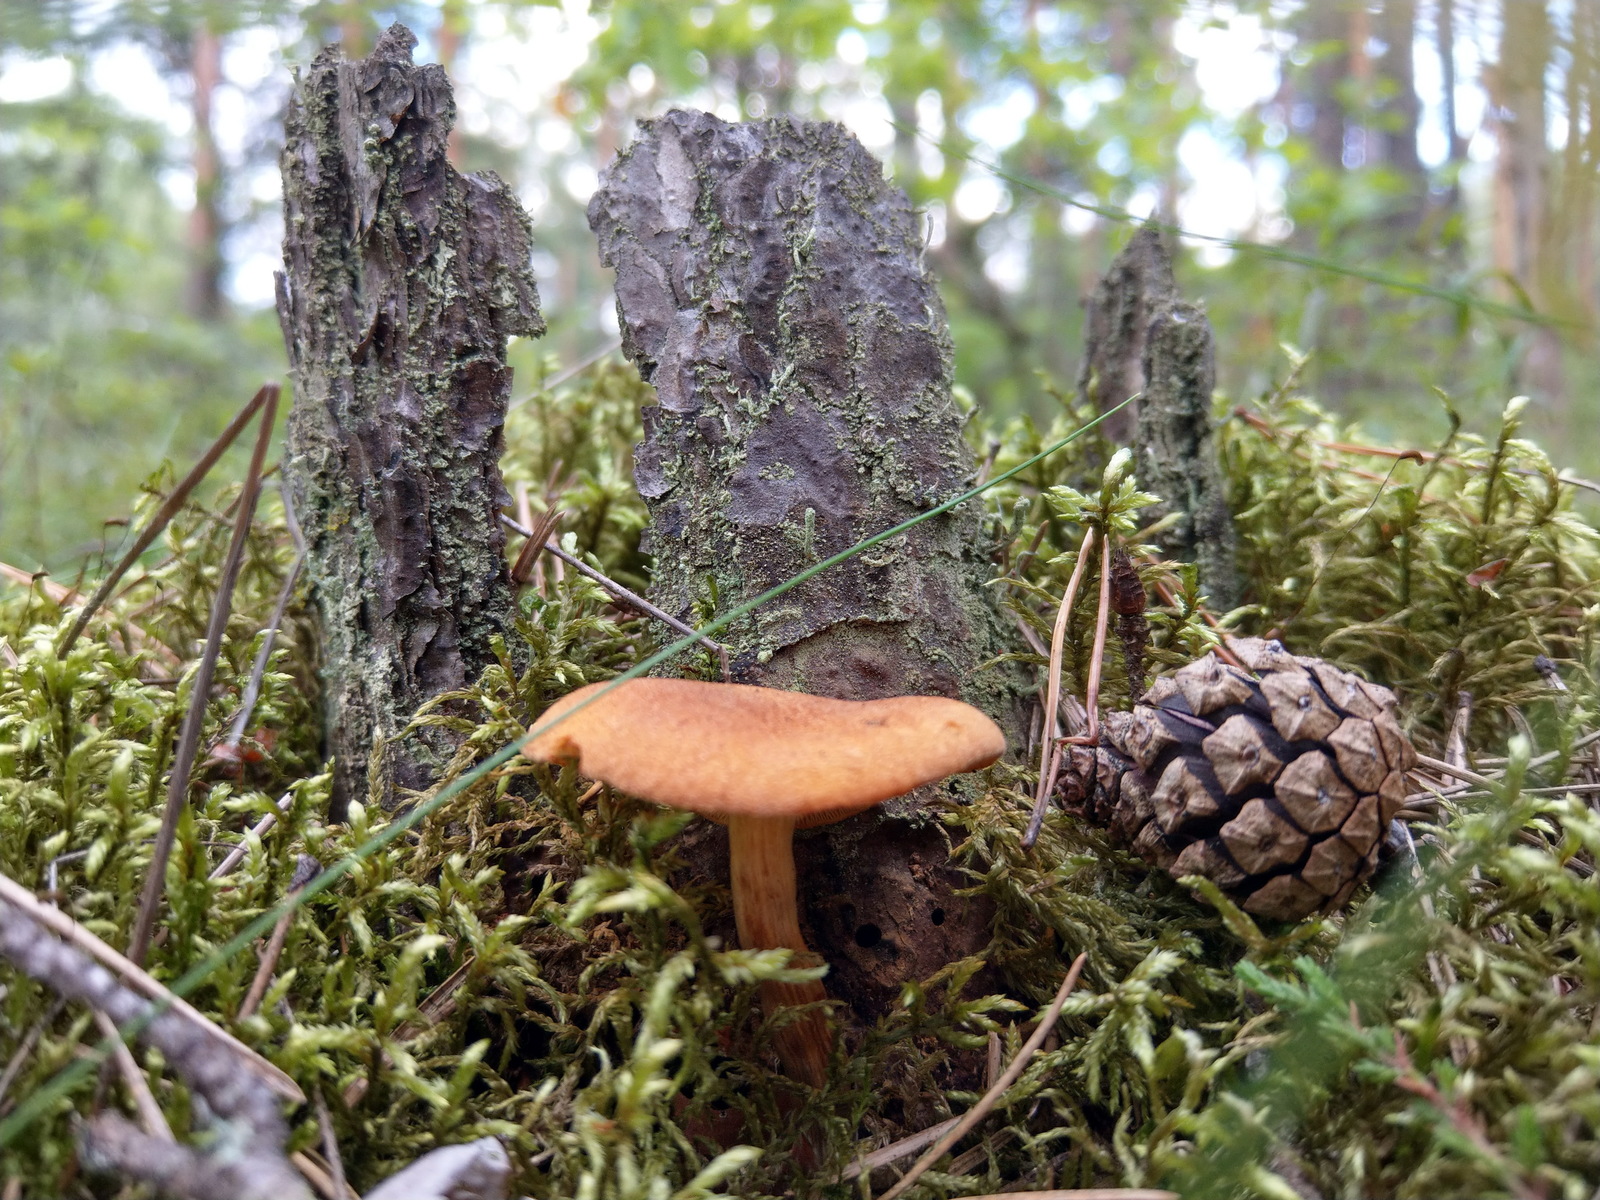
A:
[1, 0, 1596, 570]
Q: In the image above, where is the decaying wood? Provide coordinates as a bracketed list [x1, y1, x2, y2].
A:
[276, 23, 543, 816]
[0, 871, 303, 1103]
[361, 1137, 511, 1200]
[1078, 224, 1175, 445]
[589, 110, 1027, 1017]
[0, 894, 307, 1200]
[1079, 224, 1241, 610]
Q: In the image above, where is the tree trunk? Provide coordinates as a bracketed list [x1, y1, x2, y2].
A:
[1374, 0, 1425, 228]
[185, 22, 226, 321]
[434, 0, 466, 168]
[1491, 0, 1564, 408]
[1079, 224, 1240, 612]
[276, 23, 543, 817]
[588, 110, 1025, 1018]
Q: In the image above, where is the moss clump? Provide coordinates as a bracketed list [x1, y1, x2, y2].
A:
[1, 355, 1598, 1198]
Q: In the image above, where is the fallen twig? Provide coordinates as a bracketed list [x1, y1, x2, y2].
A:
[223, 545, 305, 754]
[499, 512, 732, 679]
[0, 561, 75, 605]
[341, 954, 476, 1107]
[239, 856, 321, 1021]
[1415, 753, 1497, 788]
[877, 953, 1088, 1200]
[510, 506, 564, 588]
[841, 1117, 961, 1183]
[0, 871, 301, 1106]
[312, 1089, 351, 1200]
[210, 793, 295, 881]
[0, 892, 308, 1199]
[93, 1009, 173, 1142]
[1385, 1036, 1544, 1200]
[129, 389, 279, 967]
[1075, 531, 1114, 745]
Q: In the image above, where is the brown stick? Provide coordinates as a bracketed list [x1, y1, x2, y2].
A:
[0, 873, 302, 1103]
[841, 1117, 962, 1183]
[877, 953, 1088, 1200]
[312, 1089, 351, 1200]
[1074, 531, 1116, 745]
[223, 548, 305, 753]
[128, 389, 279, 967]
[57, 384, 276, 656]
[1415, 753, 1497, 787]
[239, 857, 319, 1020]
[93, 1009, 173, 1142]
[1, 561, 75, 605]
[209, 793, 294, 881]
[499, 512, 732, 679]
[510, 508, 564, 588]
[341, 954, 476, 1106]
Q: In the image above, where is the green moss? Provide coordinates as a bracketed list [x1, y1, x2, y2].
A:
[2, 356, 1599, 1198]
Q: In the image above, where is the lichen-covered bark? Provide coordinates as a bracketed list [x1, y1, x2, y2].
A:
[1080, 224, 1241, 610]
[276, 24, 542, 816]
[1077, 223, 1177, 446]
[1139, 298, 1241, 611]
[588, 110, 1023, 1016]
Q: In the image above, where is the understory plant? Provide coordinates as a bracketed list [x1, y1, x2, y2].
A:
[0, 353, 1597, 1198]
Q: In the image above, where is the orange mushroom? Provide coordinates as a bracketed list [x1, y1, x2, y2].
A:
[522, 677, 1005, 1087]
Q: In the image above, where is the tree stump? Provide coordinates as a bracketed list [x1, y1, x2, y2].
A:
[276, 24, 543, 816]
[1079, 223, 1240, 611]
[588, 110, 1026, 1018]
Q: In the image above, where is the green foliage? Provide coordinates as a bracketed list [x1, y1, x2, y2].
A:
[1223, 364, 1600, 741]
[3, 357, 1600, 1199]
[0, 81, 284, 569]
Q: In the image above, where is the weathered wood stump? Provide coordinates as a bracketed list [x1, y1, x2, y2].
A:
[276, 24, 542, 816]
[1079, 223, 1240, 610]
[588, 110, 1027, 1017]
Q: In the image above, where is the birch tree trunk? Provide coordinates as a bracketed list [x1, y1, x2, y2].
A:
[276, 24, 543, 816]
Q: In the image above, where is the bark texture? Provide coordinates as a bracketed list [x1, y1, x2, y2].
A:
[1080, 224, 1240, 611]
[276, 24, 542, 815]
[589, 110, 1023, 1018]
[1077, 222, 1176, 445]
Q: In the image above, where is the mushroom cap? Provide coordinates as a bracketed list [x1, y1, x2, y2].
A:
[522, 678, 1006, 824]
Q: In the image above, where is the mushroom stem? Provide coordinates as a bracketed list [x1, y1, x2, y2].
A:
[726, 813, 831, 1088]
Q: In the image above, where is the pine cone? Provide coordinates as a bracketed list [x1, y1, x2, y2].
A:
[1067, 637, 1417, 920]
